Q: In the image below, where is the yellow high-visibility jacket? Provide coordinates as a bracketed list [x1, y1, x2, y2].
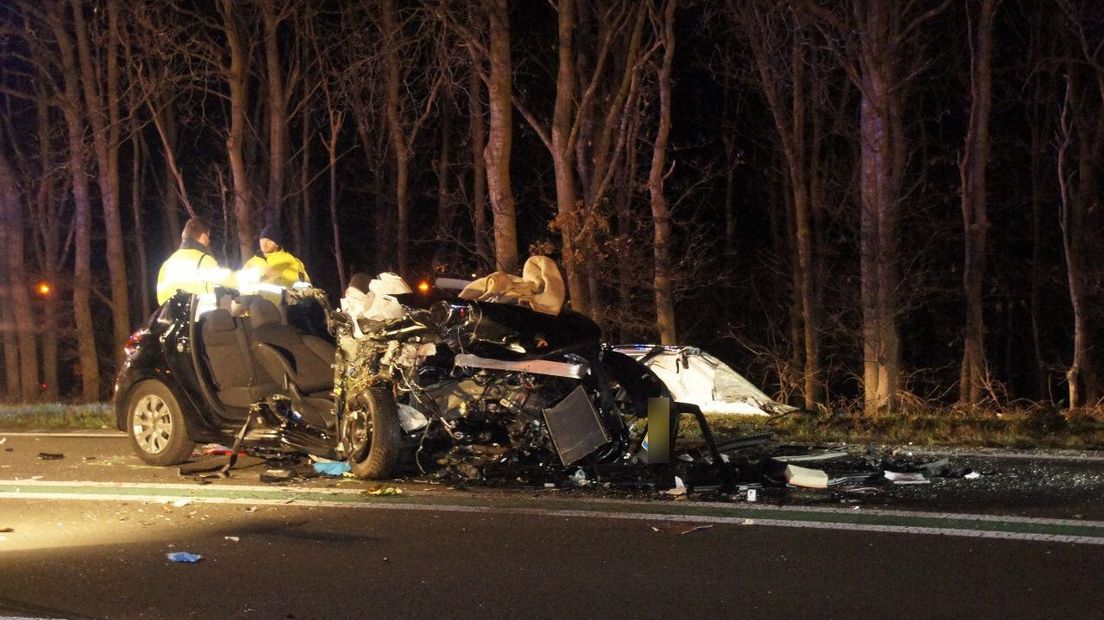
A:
[156, 246, 229, 305]
[242, 250, 310, 290]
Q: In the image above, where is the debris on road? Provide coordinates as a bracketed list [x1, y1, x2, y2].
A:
[0, 527, 13, 533]
[171, 499, 193, 507]
[773, 451, 849, 463]
[363, 486, 403, 496]
[166, 551, 204, 563]
[883, 470, 930, 485]
[664, 476, 687, 497]
[679, 524, 713, 535]
[36, 452, 64, 460]
[260, 469, 296, 483]
[313, 461, 352, 477]
[783, 464, 829, 489]
[224, 536, 240, 542]
[965, 471, 982, 479]
[179, 455, 265, 477]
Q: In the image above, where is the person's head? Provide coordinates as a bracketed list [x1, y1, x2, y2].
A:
[181, 218, 212, 247]
[258, 223, 284, 255]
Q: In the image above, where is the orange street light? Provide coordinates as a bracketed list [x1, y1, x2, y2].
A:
[417, 280, 431, 294]
[33, 281, 52, 297]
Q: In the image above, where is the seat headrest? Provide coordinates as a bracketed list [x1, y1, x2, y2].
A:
[203, 309, 237, 333]
[249, 298, 283, 329]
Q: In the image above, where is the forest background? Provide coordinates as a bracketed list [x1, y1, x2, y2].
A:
[0, 0, 1102, 419]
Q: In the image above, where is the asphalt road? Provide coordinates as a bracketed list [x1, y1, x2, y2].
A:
[2, 433, 1104, 619]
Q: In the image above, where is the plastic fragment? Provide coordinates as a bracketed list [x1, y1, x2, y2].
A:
[166, 551, 204, 563]
[783, 464, 829, 489]
[172, 499, 192, 507]
[883, 470, 930, 485]
[964, 471, 981, 480]
[313, 461, 352, 477]
[665, 476, 687, 496]
[569, 468, 590, 487]
[224, 536, 240, 542]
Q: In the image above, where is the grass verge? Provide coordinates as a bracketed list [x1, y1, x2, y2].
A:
[0, 403, 115, 430]
[677, 406, 1104, 451]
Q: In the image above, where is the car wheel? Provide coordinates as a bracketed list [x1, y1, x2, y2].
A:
[126, 380, 196, 466]
[347, 387, 402, 480]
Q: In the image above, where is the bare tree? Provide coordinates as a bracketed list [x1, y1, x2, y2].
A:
[485, 0, 518, 272]
[379, 0, 445, 275]
[732, 1, 822, 408]
[648, 0, 678, 344]
[1054, 0, 1104, 409]
[958, 0, 999, 407]
[72, 0, 130, 370]
[802, 0, 951, 414]
[466, 46, 490, 268]
[0, 139, 39, 401]
[46, 0, 99, 399]
[220, 0, 257, 262]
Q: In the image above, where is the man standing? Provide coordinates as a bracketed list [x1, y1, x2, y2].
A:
[156, 218, 229, 304]
[241, 224, 310, 295]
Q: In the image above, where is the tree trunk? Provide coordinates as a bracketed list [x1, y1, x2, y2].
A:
[161, 102, 182, 243]
[857, 3, 902, 415]
[73, 0, 130, 372]
[327, 108, 346, 290]
[0, 145, 39, 402]
[261, 0, 289, 225]
[648, 0, 678, 345]
[33, 88, 60, 401]
[742, 4, 820, 409]
[552, 0, 588, 313]
[467, 50, 490, 270]
[436, 90, 455, 265]
[485, 0, 518, 273]
[958, 0, 997, 407]
[381, 0, 412, 275]
[221, 0, 256, 264]
[51, 5, 100, 400]
[130, 119, 151, 319]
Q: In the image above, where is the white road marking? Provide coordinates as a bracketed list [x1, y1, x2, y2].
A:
[2, 479, 1103, 546]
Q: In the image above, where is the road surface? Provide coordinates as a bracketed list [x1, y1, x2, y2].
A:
[2, 432, 1103, 618]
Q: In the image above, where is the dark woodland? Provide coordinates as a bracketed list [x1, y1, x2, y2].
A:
[0, 0, 1102, 414]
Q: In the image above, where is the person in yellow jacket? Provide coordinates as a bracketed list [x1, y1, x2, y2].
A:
[240, 224, 310, 302]
[156, 218, 232, 305]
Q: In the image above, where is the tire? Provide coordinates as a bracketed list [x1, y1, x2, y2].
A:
[347, 386, 402, 480]
[126, 380, 196, 466]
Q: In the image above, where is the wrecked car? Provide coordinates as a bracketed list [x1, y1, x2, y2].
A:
[611, 345, 797, 417]
[114, 258, 675, 480]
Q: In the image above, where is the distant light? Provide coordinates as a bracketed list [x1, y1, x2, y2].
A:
[34, 281, 52, 297]
[417, 280, 430, 294]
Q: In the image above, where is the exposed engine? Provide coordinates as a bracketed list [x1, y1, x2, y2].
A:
[413, 371, 576, 479]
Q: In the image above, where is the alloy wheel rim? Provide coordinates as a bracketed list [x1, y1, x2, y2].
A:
[132, 394, 172, 454]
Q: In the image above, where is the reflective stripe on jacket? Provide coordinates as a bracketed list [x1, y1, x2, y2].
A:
[156, 248, 227, 305]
